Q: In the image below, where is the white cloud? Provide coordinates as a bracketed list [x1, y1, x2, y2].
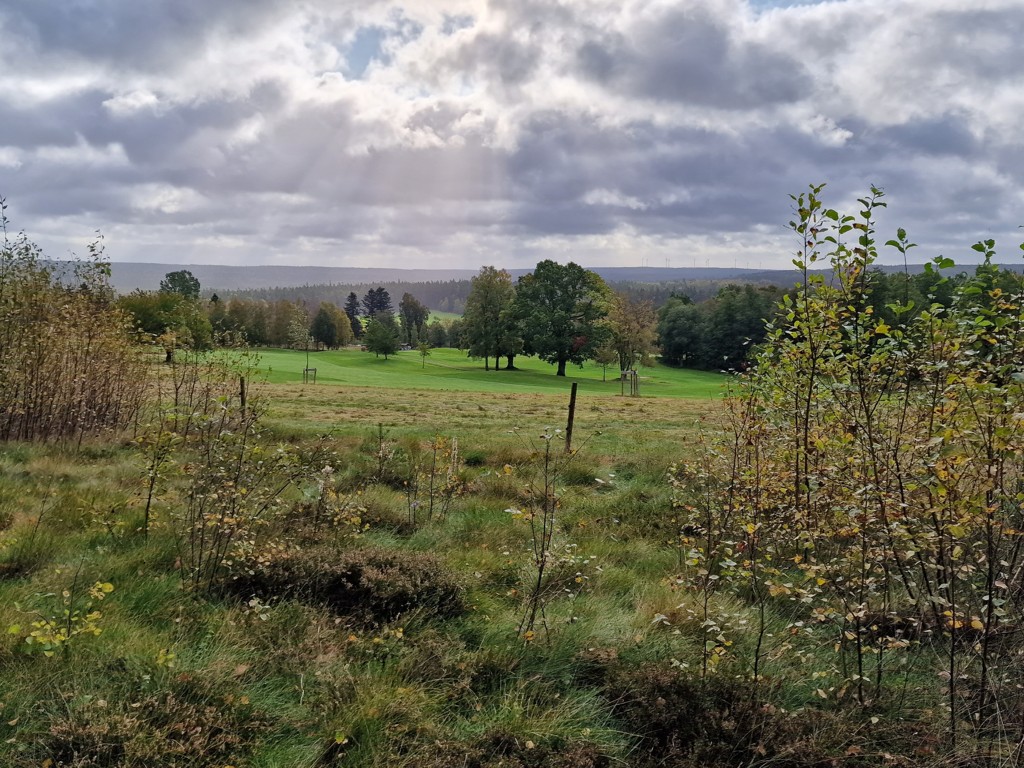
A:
[0, 148, 23, 169]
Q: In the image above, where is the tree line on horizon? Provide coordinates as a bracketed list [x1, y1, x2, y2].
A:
[213, 275, 778, 316]
[113, 259, 1008, 377]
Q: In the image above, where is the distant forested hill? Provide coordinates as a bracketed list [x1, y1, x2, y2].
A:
[88, 260, 1009, 313]
[100, 262, 766, 294]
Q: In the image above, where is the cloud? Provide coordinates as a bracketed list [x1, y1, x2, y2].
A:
[0, 0, 1021, 270]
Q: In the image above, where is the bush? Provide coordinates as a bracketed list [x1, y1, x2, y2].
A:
[410, 735, 610, 768]
[229, 546, 465, 624]
[34, 681, 271, 768]
[0, 204, 147, 445]
[603, 664, 799, 767]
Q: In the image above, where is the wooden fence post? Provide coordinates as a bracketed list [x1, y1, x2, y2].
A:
[565, 382, 578, 453]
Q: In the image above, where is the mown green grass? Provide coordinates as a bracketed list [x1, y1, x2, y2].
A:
[255, 346, 727, 399]
[426, 310, 462, 323]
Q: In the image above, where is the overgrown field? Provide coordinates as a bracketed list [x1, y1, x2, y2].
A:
[0, 360, 998, 768]
[0, 370, 733, 768]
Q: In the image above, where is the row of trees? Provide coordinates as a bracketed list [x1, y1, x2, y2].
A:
[232, 278, 474, 316]
[123, 264, 659, 378]
[657, 285, 783, 370]
[117, 273, 443, 360]
[221, 273, 801, 320]
[656, 268, 984, 372]
[123, 263, 980, 377]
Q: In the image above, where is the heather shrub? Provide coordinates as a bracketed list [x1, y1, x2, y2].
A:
[228, 545, 465, 624]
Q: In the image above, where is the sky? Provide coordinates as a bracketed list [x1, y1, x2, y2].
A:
[1, 0, 1022, 271]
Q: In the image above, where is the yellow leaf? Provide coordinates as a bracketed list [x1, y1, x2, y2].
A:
[970, 618, 985, 631]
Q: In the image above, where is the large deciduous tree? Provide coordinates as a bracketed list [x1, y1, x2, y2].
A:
[463, 266, 519, 371]
[159, 269, 201, 300]
[513, 261, 611, 376]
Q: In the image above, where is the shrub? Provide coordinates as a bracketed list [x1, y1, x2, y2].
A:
[603, 664, 798, 767]
[0, 202, 147, 446]
[463, 449, 487, 467]
[409, 735, 610, 768]
[35, 684, 271, 768]
[228, 546, 465, 625]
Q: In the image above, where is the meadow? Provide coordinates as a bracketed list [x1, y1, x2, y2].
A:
[0, 354, 733, 768]
[257, 346, 726, 399]
[0, 339, 1015, 767]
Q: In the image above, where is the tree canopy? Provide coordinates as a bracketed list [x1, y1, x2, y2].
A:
[159, 269, 201, 300]
[362, 287, 393, 317]
[512, 260, 611, 376]
[607, 293, 658, 372]
[463, 266, 519, 371]
[398, 292, 430, 345]
[658, 285, 782, 370]
[344, 292, 362, 338]
[362, 312, 401, 359]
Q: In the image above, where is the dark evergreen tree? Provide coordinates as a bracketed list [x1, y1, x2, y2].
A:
[362, 287, 393, 317]
[344, 291, 363, 338]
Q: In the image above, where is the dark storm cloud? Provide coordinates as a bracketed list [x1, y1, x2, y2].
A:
[575, 5, 809, 109]
[503, 113, 861, 238]
[876, 117, 978, 158]
[0, 90, 109, 150]
[0, 0, 287, 72]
